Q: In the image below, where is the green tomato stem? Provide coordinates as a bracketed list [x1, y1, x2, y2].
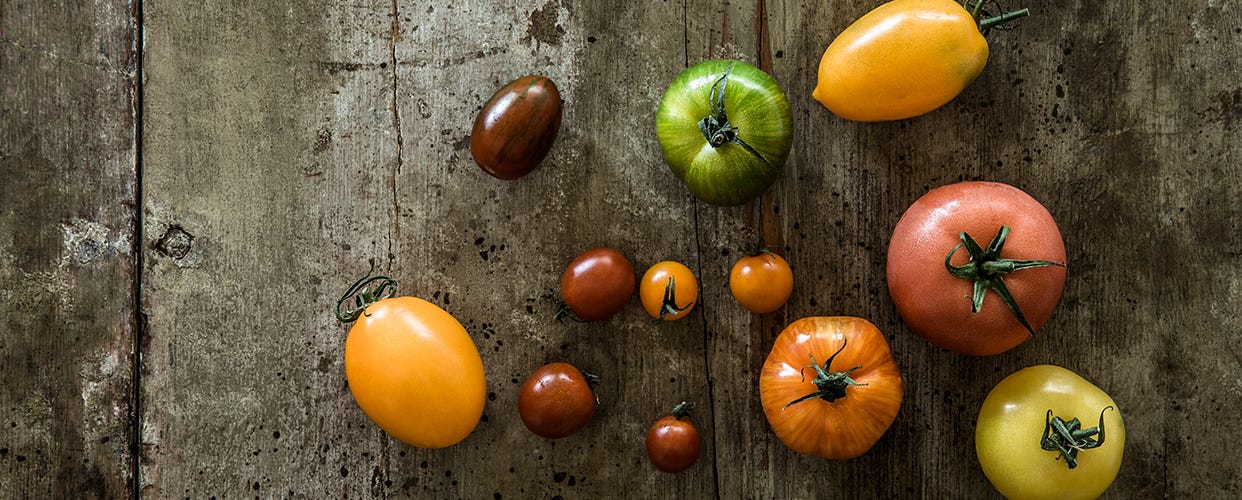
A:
[696, 61, 774, 168]
[783, 337, 868, 408]
[980, 8, 1030, 32]
[335, 263, 397, 323]
[943, 225, 1063, 335]
[1040, 406, 1114, 469]
[671, 401, 695, 419]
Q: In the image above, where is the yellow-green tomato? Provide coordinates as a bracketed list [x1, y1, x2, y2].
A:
[813, 0, 1022, 121]
[976, 365, 1125, 500]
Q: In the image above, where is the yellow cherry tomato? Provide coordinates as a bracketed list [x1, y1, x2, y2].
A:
[344, 295, 486, 448]
[976, 365, 1125, 499]
[813, 0, 1027, 121]
[640, 261, 698, 321]
[729, 252, 794, 314]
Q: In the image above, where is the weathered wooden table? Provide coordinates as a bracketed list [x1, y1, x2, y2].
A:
[3, 0, 1240, 497]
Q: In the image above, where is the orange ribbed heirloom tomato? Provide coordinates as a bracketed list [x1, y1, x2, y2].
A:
[813, 0, 1028, 121]
[759, 317, 903, 459]
[337, 274, 486, 449]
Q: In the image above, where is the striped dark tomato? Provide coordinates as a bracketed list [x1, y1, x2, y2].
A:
[470, 75, 562, 180]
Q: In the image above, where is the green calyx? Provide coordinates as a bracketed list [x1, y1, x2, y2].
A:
[784, 337, 868, 409]
[944, 225, 1064, 335]
[671, 401, 695, 419]
[1041, 406, 1114, 469]
[964, 0, 1030, 35]
[697, 62, 772, 167]
[656, 275, 694, 320]
[335, 265, 397, 323]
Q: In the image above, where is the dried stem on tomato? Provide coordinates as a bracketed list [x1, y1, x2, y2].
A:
[698, 62, 772, 167]
[335, 264, 397, 322]
[656, 276, 694, 320]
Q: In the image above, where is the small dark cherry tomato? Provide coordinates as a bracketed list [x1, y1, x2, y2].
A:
[470, 75, 563, 180]
[645, 402, 702, 473]
[560, 248, 635, 322]
[518, 362, 597, 439]
[729, 251, 794, 314]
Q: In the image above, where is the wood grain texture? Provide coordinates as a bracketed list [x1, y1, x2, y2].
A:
[2, 0, 1240, 497]
[0, 0, 138, 497]
[139, 0, 401, 496]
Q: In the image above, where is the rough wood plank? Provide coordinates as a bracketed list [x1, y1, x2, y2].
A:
[0, 0, 138, 497]
[92, 0, 1242, 497]
[139, 0, 401, 496]
[364, 0, 708, 497]
[700, 0, 1242, 498]
[141, 0, 709, 497]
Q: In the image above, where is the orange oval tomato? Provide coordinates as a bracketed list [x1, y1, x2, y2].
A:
[345, 296, 486, 448]
[813, 0, 1025, 121]
[639, 261, 698, 321]
[729, 251, 794, 314]
[759, 317, 903, 459]
[887, 181, 1066, 356]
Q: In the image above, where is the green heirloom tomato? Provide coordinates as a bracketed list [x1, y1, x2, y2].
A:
[656, 59, 793, 206]
[977, 365, 1125, 500]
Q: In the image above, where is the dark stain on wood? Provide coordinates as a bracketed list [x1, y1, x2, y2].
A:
[527, 0, 566, 47]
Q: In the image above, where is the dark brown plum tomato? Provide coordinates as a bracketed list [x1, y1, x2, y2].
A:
[560, 248, 635, 322]
[517, 362, 596, 439]
[645, 402, 702, 473]
[470, 75, 562, 180]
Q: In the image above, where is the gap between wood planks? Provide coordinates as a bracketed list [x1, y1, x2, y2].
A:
[130, 0, 145, 496]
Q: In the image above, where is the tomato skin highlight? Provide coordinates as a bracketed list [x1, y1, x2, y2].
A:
[729, 252, 794, 314]
[976, 365, 1125, 500]
[470, 75, 562, 180]
[645, 409, 702, 473]
[344, 296, 486, 449]
[639, 261, 698, 321]
[656, 59, 793, 206]
[759, 317, 903, 459]
[560, 248, 636, 322]
[517, 362, 597, 439]
[813, 0, 990, 121]
[886, 181, 1066, 356]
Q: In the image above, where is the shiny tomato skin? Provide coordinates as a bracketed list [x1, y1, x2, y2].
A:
[729, 252, 794, 314]
[813, 0, 989, 121]
[977, 365, 1125, 499]
[760, 317, 903, 459]
[887, 181, 1066, 356]
[560, 248, 636, 322]
[345, 296, 486, 449]
[517, 362, 596, 439]
[646, 414, 702, 473]
[656, 59, 793, 206]
[639, 261, 698, 321]
[471, 75, 562, 180]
